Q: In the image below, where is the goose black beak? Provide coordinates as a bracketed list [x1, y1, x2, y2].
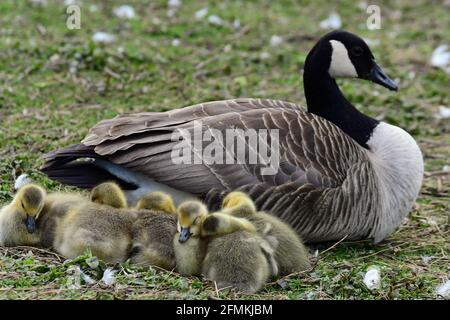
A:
[366, 62, 398, 91]
[26, 216, 36, 234]
[178, 227, 191, 243]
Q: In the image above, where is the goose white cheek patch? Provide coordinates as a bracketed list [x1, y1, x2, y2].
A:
[328, 40, 358, 78]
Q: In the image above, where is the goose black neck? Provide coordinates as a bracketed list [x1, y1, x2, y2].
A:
[303, 45, 379, 149]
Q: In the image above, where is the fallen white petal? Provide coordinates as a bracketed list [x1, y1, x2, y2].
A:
[232, 19, 241, 29]
[208, 15, 223, 26]
[363, 266, 381, 290]
[195, 7, 208, 20]
[89, 4, 98, 12]
[113, 5, 136, 19]
[92, 32, 116, 44]
[430, 45, 450, 68]
[14, 174, 32, 191]
[102, 268, 116, 285]
[436, 280, 450, 298]
[319, 13, 342, 29]
[270, 35, 283, 47]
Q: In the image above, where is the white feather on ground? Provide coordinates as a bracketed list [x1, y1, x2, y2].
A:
[260, 52, 270, 60]
[363, 266, 381, 290]
[208, 15, 223, 26]
[171, 38, 181, 47]
[92, 32, 116, 44]
[30, 0, 47, 6]
[420, 256, 434, 264]
[195, 7, 208, 20]
[436, 280, 450, 298]
[430, 45, 450, 74]
[113, 5, 136, 19]
[14, 174, 32, 191]
[168, 0, 181, 8]
[319, 13, 342, 29]
[270, 35, 283, 47]
[102, 268, 116, 285]
[435, 106, 450, 119]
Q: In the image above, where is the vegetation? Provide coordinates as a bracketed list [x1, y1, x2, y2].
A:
[0, 0, 448, 299]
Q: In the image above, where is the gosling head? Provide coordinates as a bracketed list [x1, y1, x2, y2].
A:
[307, 30, 398, 91]
[222, 191, 256, 214]
[13, 184, 46, 234]
[176, 201, 208, 243]
[90, 182, 127, 208]
[136, 191, 176, 214]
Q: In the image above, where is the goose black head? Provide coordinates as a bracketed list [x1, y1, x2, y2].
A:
[320, 30, 398, 91]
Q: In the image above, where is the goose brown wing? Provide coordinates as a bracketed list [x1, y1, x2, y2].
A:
[77, 98, 366, 194]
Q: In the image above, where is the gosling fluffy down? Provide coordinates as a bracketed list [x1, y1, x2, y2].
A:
[201, 230, 273, 294]
[48, 194, 136, 263]
[221, 191, 311, 275]
[172, 200, 209, 276]
[129, 191, 178, 270]
[0, 184, 46, 247]
[173, 199, 274, 293]
[89, 182, 128, 209]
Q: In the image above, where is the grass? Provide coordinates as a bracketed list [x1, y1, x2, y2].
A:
[0, 0, 448, 300]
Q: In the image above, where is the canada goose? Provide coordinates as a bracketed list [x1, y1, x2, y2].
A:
[173, 200, 275, 293]
[41, 30, 424, 243]
[220, 191, 310, 275]
[90, 181, 128, 208]
[0, 184, 46, 246]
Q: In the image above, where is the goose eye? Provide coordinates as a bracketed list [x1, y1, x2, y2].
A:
[351, 46, 363, 57]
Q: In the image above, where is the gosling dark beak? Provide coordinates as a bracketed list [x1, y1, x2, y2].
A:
[178, 227, 191, 243]
[26, 216, 36, 234]
[366, 61, 398, 91]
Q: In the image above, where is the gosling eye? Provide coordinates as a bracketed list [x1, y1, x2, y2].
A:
[351, 46, 364, 57]
[21, 201, 27, 212]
